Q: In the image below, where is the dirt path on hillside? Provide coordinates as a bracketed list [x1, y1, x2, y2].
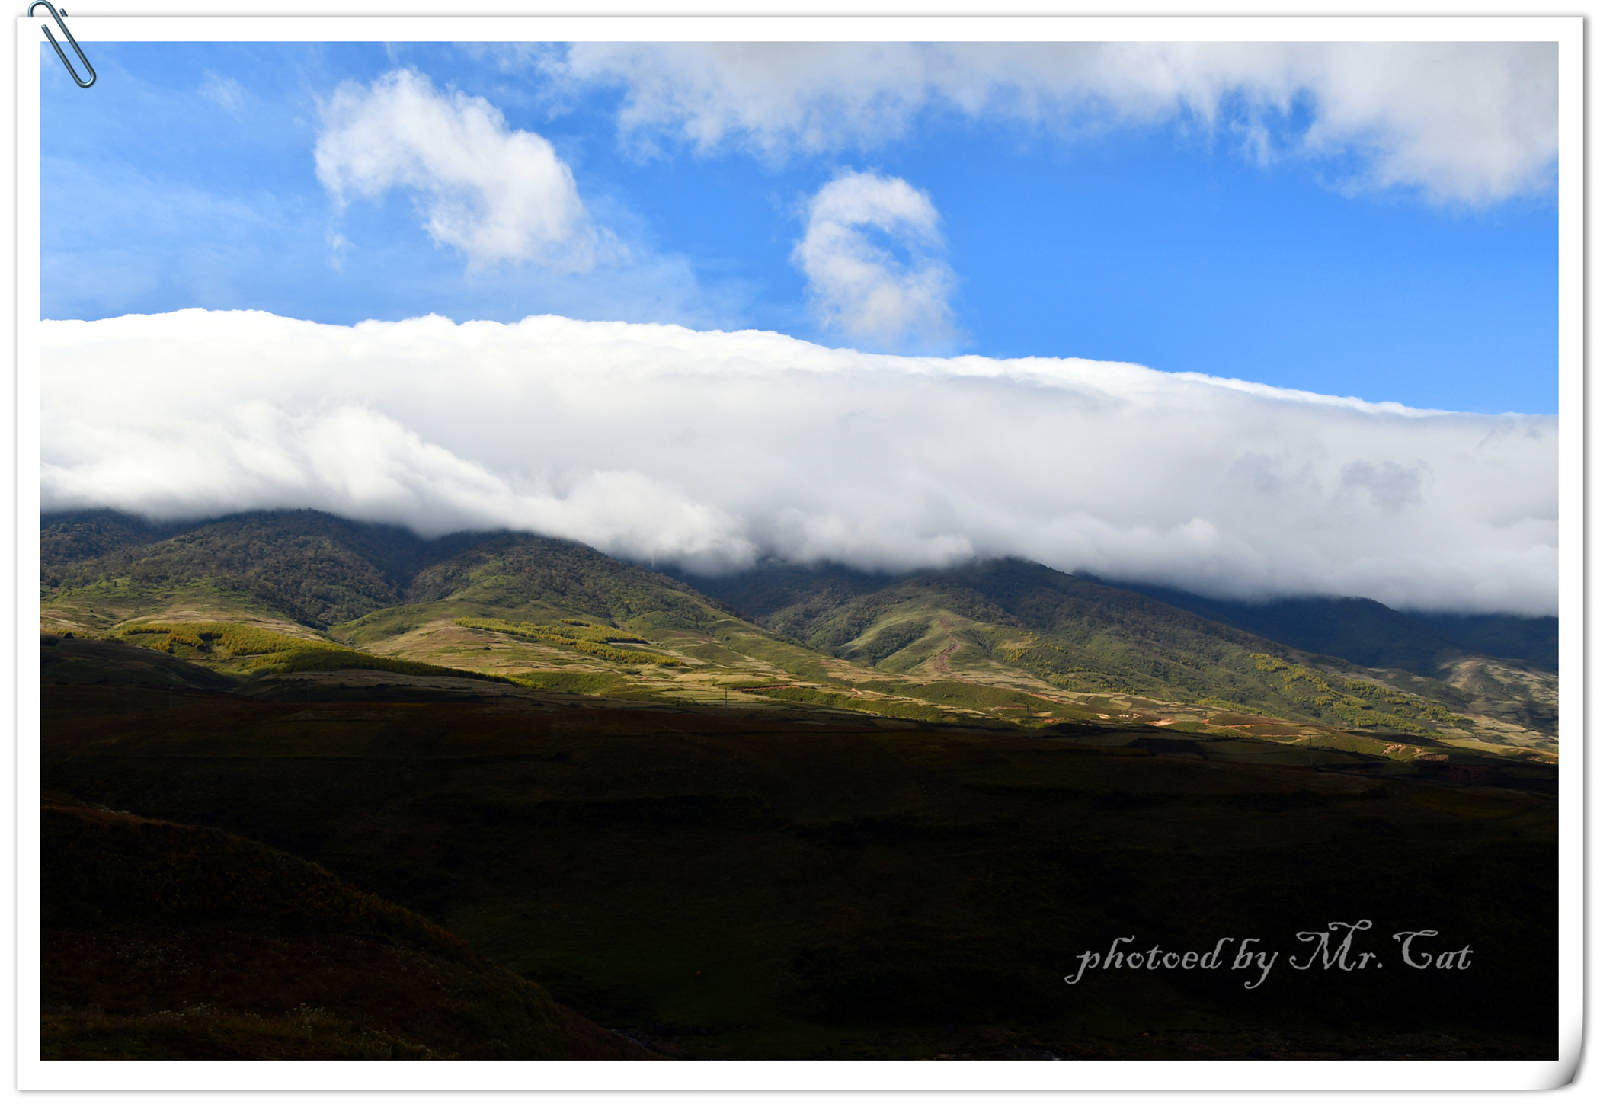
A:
[934, 617, 957, 674]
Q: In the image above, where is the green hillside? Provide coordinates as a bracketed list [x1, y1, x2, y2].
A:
[1090, 576, 1558, 676]
[682, 558, 1557, 753]
[39, 510, 1556, 759]
[41, 509, 446, 628]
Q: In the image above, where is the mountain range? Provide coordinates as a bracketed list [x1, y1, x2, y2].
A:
[39, 508, 1557, 764]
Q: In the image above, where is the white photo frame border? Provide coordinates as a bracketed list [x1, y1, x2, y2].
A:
[13, 12, 1584, 1093]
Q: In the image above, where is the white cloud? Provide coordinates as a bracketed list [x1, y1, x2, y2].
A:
[544, 42, 1556, 206]
[314, 68, 599, 268]
[199, 71, 246, 114]
[39, 309, 1556, 615]
[324, 229, 350, 271]
[792, 170, 955, 349]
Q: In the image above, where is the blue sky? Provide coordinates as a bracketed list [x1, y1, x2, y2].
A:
[40, 40, 1558, 414]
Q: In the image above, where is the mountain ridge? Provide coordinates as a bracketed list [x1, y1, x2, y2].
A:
[1083, 574, 1556, 675]
[39, 509, 1557, 756]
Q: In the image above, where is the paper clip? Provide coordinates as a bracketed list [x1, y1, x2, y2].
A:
[30, 1, 95, 88]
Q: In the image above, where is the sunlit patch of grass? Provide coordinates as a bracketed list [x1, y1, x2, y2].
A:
[112, 620, 514, 684]
[457, 617, 687, 667]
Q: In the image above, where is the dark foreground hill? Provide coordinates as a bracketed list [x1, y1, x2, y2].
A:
[40, 637, 1557, 1061]
[41, 792, 654, 1060]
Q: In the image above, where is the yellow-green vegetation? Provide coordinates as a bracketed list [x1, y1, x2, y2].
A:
[456, 616, 687, 667]
[1250, 653, 1471, 732]
[113, 620, 512, 684]
[1001, 634, 1112, 692]
[256, 645, 516, 681]
[505, 670, 639, 697]
[742, 685, 950, 723]
[115, 620, 315, 658]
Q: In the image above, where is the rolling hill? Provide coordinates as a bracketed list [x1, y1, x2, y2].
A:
[676, 556, 1558, 754]
[41, 790, 653, 1060]
[39, 509, 1557, 761]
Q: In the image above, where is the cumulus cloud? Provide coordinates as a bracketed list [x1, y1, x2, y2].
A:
[315, 68, 600, 268]
[39, 310, 1556, 615]
[793, 170, 955, 349]
[543, 42, 1556, 206]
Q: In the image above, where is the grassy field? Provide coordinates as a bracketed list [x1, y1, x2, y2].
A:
[62, 605, 1559, 768]
[39, 636, 1557, 1060]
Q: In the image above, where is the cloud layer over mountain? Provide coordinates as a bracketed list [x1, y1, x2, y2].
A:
[39, 310, 1555, 614]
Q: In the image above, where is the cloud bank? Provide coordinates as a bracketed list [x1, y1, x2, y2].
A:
[316, 69, 599, 269]
[544, 42, 1556, 206]
[793, 170, 956, 349]
[40, 310, 1555, 615]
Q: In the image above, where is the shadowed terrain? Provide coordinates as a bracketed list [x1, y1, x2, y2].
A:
[41, 792, 654, 1060]
[40, 635, 1557, 1060]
